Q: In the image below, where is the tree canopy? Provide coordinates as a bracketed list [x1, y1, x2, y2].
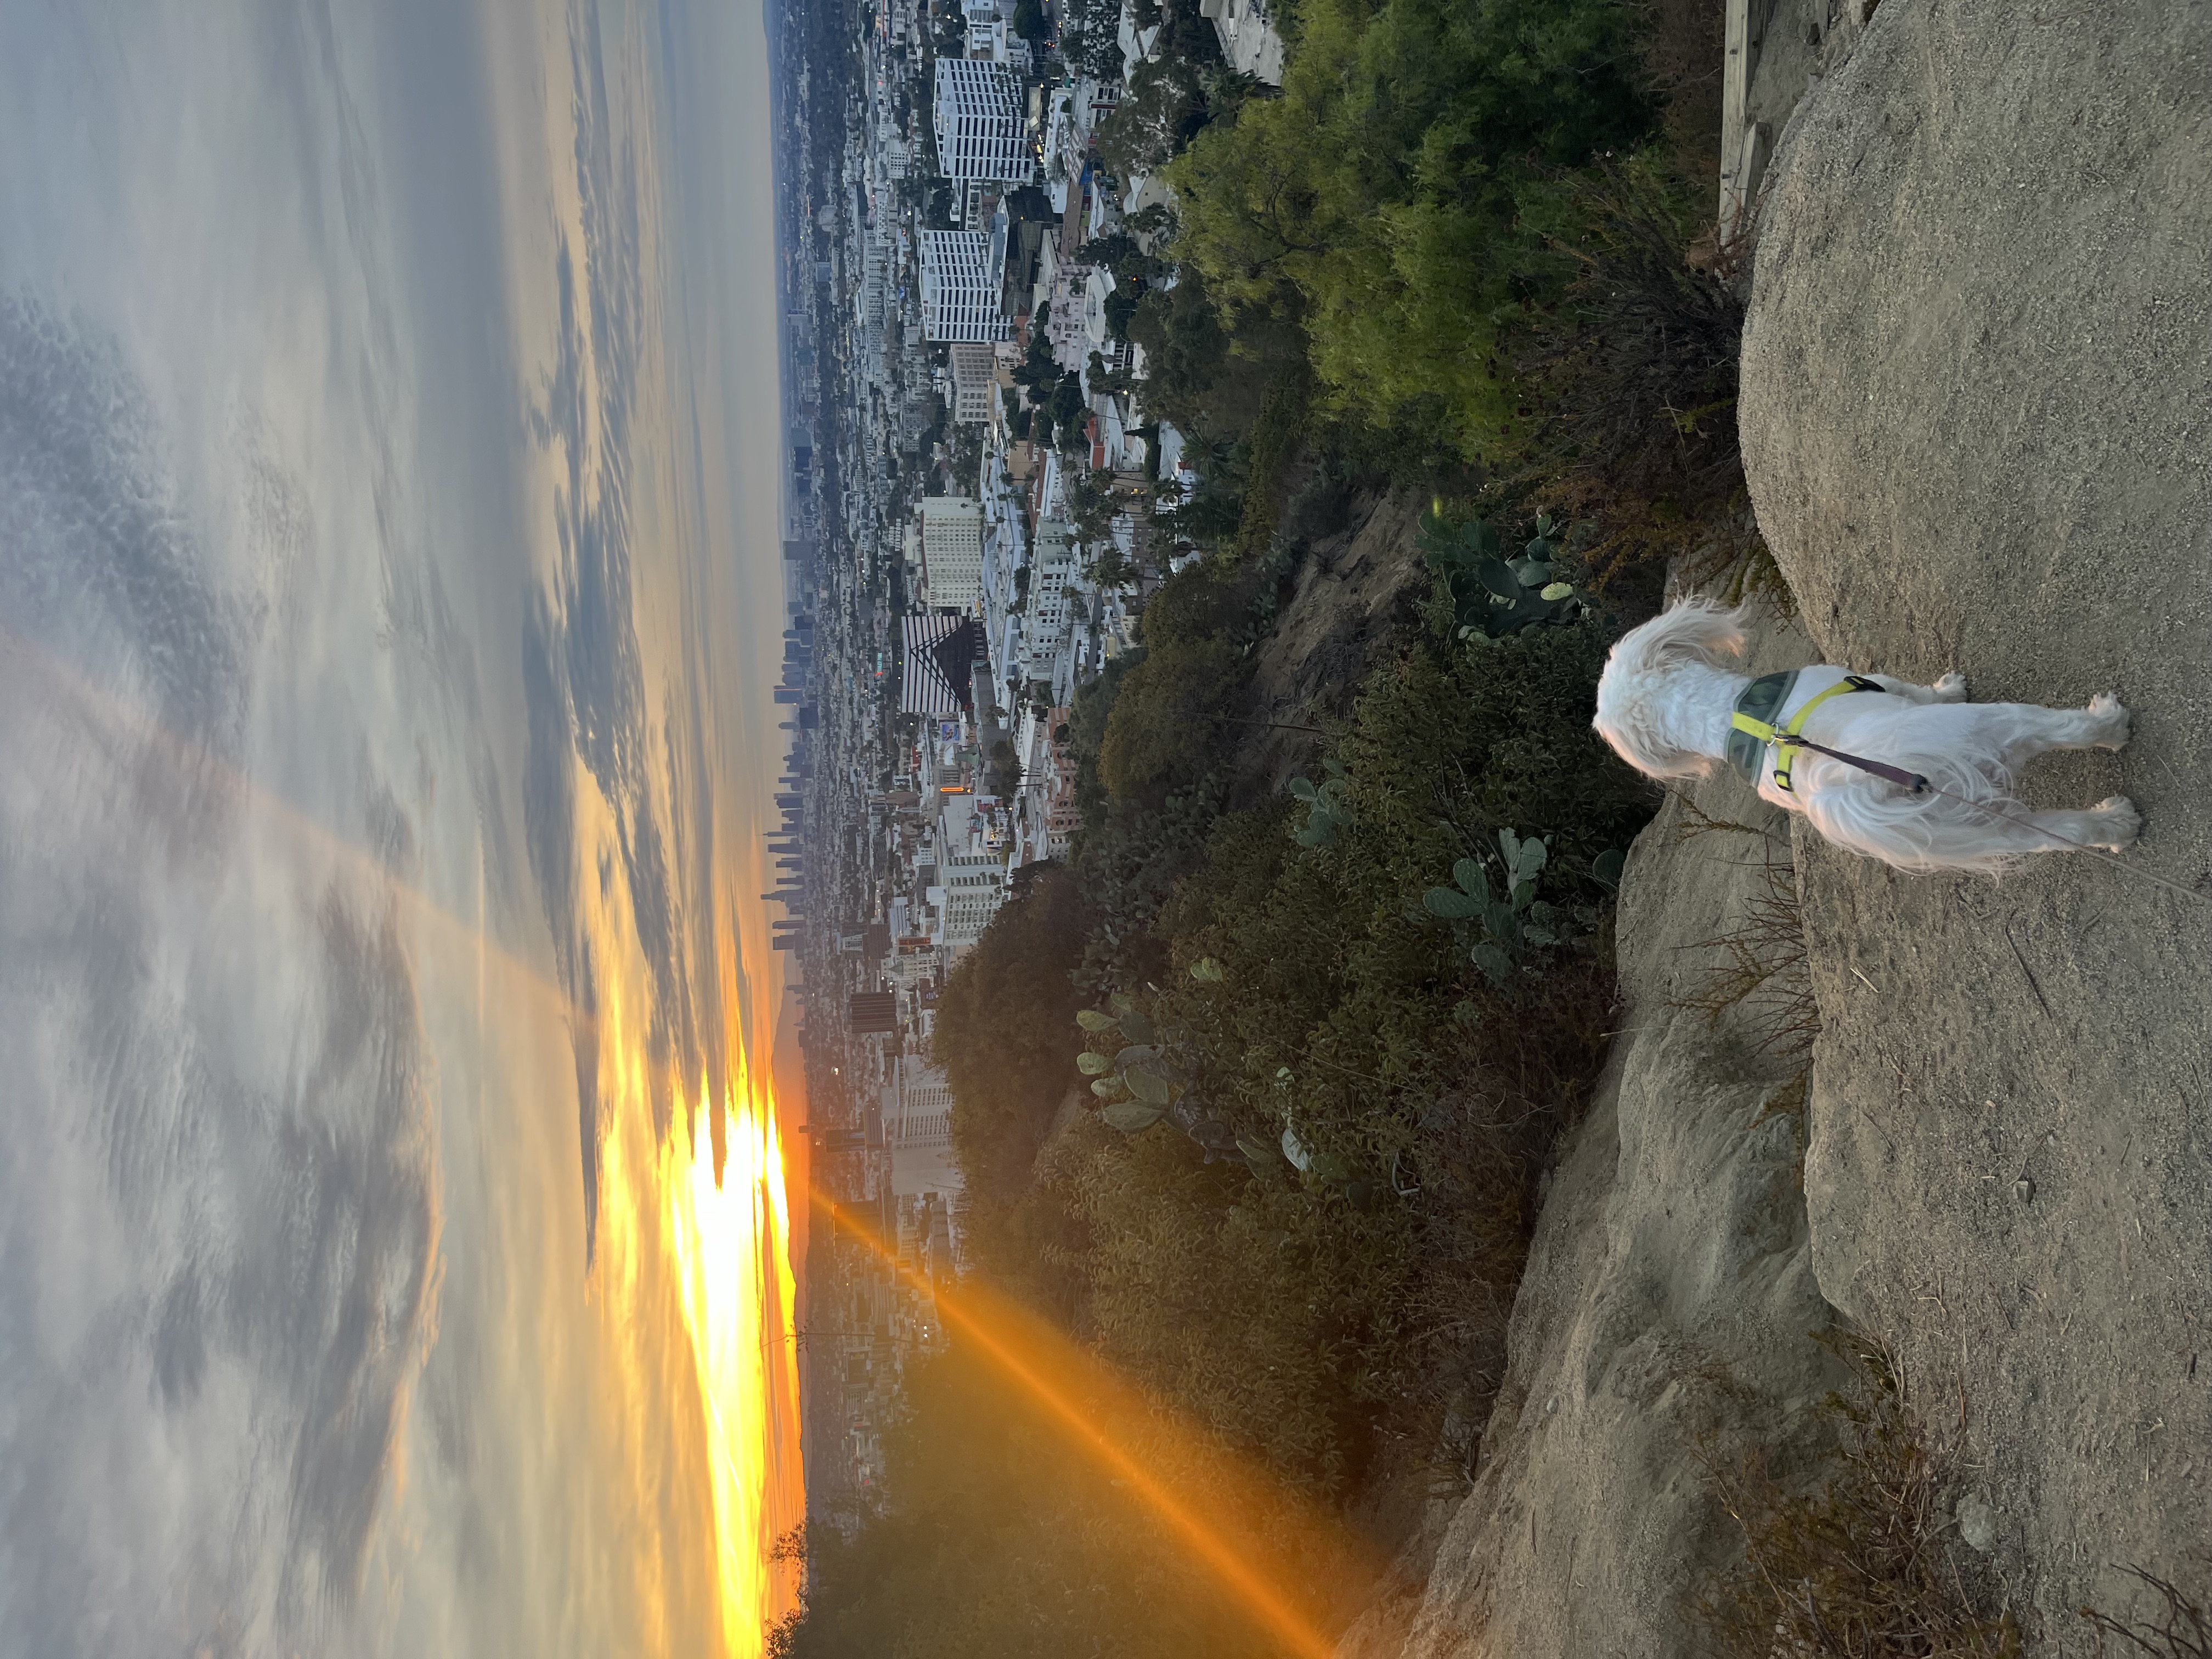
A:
[1165, 0, 1656, 456]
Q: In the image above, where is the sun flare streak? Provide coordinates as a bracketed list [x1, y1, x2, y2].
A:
[820, 1200, 1368, 1659]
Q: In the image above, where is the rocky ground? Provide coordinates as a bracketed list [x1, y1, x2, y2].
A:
[1346, 1, 2212, 1651]
[1743, 0, 2212, 1636]
[1237, 490, 1431, 804]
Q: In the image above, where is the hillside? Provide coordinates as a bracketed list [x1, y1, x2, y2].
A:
[1351, 1, 2212, 1651]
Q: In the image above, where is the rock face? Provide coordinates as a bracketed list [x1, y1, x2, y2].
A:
[1238, 490, 1432, 806]
[1353, 613, 1845, 1658]
[1741, 0, 2212, 1639]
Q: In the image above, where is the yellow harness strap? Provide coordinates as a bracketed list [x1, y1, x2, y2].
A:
[1730, 676, 1883, 793]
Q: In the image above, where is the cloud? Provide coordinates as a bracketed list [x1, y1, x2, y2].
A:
[0, 300, 438, 1655]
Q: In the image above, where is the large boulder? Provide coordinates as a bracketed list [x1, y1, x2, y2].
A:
[1742, 0, 2212, 1637]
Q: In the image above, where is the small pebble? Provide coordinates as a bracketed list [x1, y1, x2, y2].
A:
[1544, 1393, 1560, 1417]
[2015, 1177, 2035, 1203]
[1956, 1494, 1999, 1553]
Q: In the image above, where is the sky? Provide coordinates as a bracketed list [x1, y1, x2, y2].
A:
[0, 1, 803, 1653]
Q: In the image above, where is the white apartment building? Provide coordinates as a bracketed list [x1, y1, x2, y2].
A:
[964, 19, 1031, 70]
[889, 1059, 962, 1198]
[919, 229, 1007, 343]
[947, 340, 997, 424]
[855, 239, 890, 336]
[932, 59, 1033, 185]
[1200, 0, 1286, 84]
[936, 851, 1006, 951]
[1043, 248, 1094, 370]
[1024, 520, 1080, 678]
[917, 495, 986, 611]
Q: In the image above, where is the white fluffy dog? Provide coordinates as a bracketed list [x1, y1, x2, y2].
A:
[1592, 600, 2140, 873]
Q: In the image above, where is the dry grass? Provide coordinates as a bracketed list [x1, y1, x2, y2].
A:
[1517, 156, 1754, 585]
[1632, 0, 1727, 179]
[1720, 539, 1797, 613]
[1679, 531, 1801, 619]
[1692, 1331, 2021, 1658]
[2082, 1566, 2212, 1657]
[1671, 842, 1821, 1076]
[1668, 791, 1786, 848]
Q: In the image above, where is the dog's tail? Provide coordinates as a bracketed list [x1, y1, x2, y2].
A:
[1792, 707, 2083, 875]
[1798, 758, 2026, 874]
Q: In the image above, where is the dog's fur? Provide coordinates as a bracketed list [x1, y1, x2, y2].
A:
[1592, 600, 2140, 873]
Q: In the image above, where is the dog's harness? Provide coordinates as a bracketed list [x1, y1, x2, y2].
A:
[1728, 670, 1891, 793]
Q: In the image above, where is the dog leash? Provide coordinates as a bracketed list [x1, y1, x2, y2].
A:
[1775, 733, 1931, 795]
[1772, 733, 2212, 909]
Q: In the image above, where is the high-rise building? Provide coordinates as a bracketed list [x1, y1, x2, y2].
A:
[932, 59, 1032, 185]
[919, 229, 1007, 343]
[947, 340, 997, 425]
[936, 851, 1006, 951]
[889, 1059, 962, 1197]
[849, 991, 900, 1034]
[916, 496, 986, 611]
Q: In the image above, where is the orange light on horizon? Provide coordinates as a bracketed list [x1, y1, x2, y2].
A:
[592, 898, 805, 1659]
[656, 861, 806, 1657]
[664, 1057, 803, 1656]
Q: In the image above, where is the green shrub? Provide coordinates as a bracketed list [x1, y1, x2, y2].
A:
[1039, 1116, 1363, 1490]
[1097, 634, 1247, 804]
[1056, 611, 1651, 1487]
[1341, 608, 1652, 888]
[769, 1340, 1290, 1659]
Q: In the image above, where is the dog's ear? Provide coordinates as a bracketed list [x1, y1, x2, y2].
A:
[1620, 599, 1750, 670]
[1591, 600, 1749, 781]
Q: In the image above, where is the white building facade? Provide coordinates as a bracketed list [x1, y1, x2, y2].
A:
[932, 59, 1034, 185]
[917, 495, 986, 611]
[889, 1059, 962, 1198]
[919, 229, 1007, 343]
[1023, 520, 1080, 679]
[935, 851, 1006, 951]
[946, 339, 997, 424]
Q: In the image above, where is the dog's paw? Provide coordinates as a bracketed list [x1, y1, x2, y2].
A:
[2087, 692, 2131, 748]
[2090, 795, 2141, 850]
[1932, 672, 1970, 702]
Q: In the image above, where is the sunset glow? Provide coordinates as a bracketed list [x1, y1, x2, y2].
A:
[586, 840, 805, 1655]
[667, 1060, 802, 1654]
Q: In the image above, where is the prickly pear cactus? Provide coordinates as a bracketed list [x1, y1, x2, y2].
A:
[1417, 511, 1587, 642]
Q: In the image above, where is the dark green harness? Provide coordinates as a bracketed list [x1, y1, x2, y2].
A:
[1729, 671, 1888, 792]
